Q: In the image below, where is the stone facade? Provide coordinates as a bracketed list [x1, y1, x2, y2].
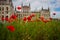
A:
[40, 7, 50, 19]
[0, 0, 13, 21]
[15, 3, 31, 19]
[15, 3, 50, 19]
[21, 3, 30, 13]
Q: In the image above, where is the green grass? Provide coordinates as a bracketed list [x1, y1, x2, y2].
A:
[0, 20, 60, 40]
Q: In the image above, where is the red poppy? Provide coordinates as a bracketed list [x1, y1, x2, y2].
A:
[49, 17, 52, 20]
[8, 19, 11, 23]
[27, 16, 32, 21]
[5, 17, 8, 21]
[10, 14, 17, 20]
[42, 19, 48, 23]
[40, 16, 44, 20]
[29, 15, 32, 18]
[1, 17, 4, 21]
[7, 25, 15, 32]
[23, 16, 27, 21]
[8, 19, 13, 23]
[17, 6, 21, 10]
[30, 13, 35, 17]
[53, 13, 56, 15]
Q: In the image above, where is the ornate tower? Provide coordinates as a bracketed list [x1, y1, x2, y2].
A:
[21, 3, 30, 13]
[29, 3, 30, 8]
[40, 7, 50, 19]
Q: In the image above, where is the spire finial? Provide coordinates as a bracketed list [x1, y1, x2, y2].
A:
[41, 6, 43, 10]
[21, 2, 23, 6]
[15, 6, 16, 11]
[48, 7, 50, 11]
[29, 3, 30, 7]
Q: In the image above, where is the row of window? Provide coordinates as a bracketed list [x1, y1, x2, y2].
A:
[0, 0, 12, 2]
[0, 7, 9, 11]
[0, 11, 8, 14]
[0, 0, 6, 1]
[0, 3, 10, 5]
[2, 15, 8, 18]
[18, 14, 29, 18]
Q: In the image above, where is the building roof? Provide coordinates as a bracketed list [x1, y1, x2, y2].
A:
[0, 0, 13, 8]
[41, 7, 50, 11]
[0, 0, 6, 1]
[0, 0, 12, 2]
[22, 6, 30, 8]
[42, 9, 49, 11]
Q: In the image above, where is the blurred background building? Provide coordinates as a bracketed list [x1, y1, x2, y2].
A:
[15, 3, 50, 19]
[40, 7, 50, 19]
[0, 0, 14, 21]
[0, 0, 51, 21]
[15, 3, 31, 19]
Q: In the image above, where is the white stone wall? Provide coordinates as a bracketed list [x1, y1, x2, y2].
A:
[17, 12, 31, 19]
[40, 11, 50, 19]
[0, 5, 13, 20]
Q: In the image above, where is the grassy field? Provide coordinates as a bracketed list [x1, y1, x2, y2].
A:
[0, 20, 60, 40]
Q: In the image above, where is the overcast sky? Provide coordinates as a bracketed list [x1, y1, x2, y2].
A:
[12, 0, 60, 18]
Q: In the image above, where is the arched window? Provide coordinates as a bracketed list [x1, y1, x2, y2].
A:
[2, 7, 4, 11]
[6, 7, 8, 10]
[2, 12, 4, 14]
[6, 16, 8, 18]
[0, 0, 6, 1]
[6, 11, 8, 14]
[2, 15, 4, 18]
[0, 7, 1, 11]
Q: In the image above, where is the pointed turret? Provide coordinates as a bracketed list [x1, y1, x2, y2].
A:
[15, 6, 16, 14]
[41, 7, 43, 10]
[15, 6, 16, 11]
[48, 7, 50, 11]
[21, 2, 23, 7]
[29, 3, 30, 7]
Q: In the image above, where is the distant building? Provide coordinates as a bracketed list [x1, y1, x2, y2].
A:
[15, 3, 31, 19]
[15, 3, 50, 20]
[21, 3, 30, 13]
[0, 0, 14, 21]
[40, 7, 50, 19]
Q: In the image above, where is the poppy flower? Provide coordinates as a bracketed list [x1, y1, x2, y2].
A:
[17, 6, 21, 10]
[53, 13, 56, 15]
[1, 17, 4, 21]
[27, 16, 32, 21]
[49, 17, 52, 20]
[42, 19, 48, 23]
[30, 13, 35, 17]
[23, 16, 27, 21]
[8, 19, 13, 23]
[40, 16, 44, 20]
[5, 17, 8, 21]
[8, 14, 17, 23]
[7, 25, 15, 32]
[8, 19, 11, 23]
[10, 14, 17, 20]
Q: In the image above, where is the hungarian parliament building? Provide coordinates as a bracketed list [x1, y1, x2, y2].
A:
[15, 3, 50, 19]
[0, 0, 50, 21]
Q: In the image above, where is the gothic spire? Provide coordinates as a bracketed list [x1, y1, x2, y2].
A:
[15, 6, 16, 11]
